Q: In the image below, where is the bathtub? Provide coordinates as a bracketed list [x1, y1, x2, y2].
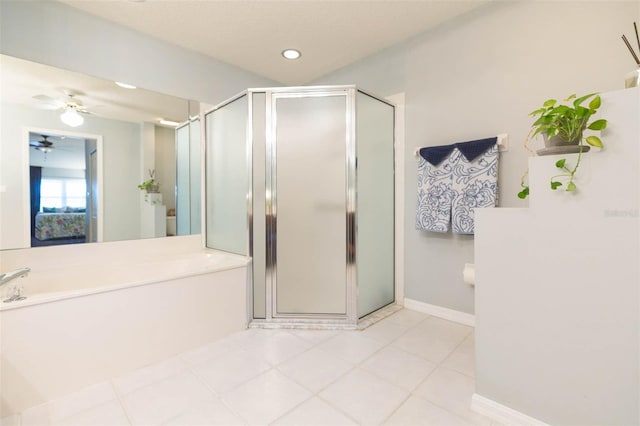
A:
[0, 236, 249, 416]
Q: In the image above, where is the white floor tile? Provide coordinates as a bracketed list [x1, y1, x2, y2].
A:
[192, 347, 272, 394]
[113, 357, 188, 396]
[384, 395, 472, 426]
[316, 332, 385, 364]
[384, 309, 429, 327]
[277, 346, 354, 392]
[286, 329, 341, 345]
[361, 346, 437, 391]
[442, 333, 476, 377]
[121, 371, 215, 425]
[13, 309, 489, 426]
[222, 369, 312, 425]
[359, 319, 411, 344]
[21, 382, 117, 426]
[272, 397, 357, 426]
[319, 368, 409, 425]
[226, 328, 281, 348]
[0, 414, 21, 426]
[393, 317, 472, 363]
[180, 336, 244, 366]
[56, 400, 130, 426]
[413, 367, 492, 425]
[161, 398, 244, 425]
[239, 330, 313, 366]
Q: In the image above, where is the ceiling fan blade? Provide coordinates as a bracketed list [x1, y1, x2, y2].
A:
[33, 94, 57, 102]
[33, 94, 65, 109]
[33, 103, 60, 111]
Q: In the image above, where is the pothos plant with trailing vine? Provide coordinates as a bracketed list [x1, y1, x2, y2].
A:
[517, 93, 608, 199]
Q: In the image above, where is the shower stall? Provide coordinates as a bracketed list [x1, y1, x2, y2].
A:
[205, 86, 395, 328]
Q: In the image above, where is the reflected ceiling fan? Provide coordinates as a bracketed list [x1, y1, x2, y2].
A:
[29, 135, 76, 154]
[29, 135, 55, 153]
[33, 89, 97, 127]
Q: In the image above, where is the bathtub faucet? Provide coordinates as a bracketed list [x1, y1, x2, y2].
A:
[0, 267, 31, 287]
[1, 267, 30, 303]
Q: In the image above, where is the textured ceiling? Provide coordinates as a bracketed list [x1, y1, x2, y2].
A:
[58, 0, 491, 85]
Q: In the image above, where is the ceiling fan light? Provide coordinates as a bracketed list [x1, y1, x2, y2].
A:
[60, 108, 84, 127]
[115, 81, 137, 89]
[159, 119, 181, 127]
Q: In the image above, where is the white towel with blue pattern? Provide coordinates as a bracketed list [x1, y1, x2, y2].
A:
[450, 142, 499, 234]
[416, 138, 498, 235]
[415, 145, 455, 232]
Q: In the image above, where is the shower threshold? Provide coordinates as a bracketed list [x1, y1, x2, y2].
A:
[248, 303, 402, 331]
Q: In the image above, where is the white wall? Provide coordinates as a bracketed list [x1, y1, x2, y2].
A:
[0, 102, 142, 249]
[474, 88, 639, 425]
[314, 1, 640, 314]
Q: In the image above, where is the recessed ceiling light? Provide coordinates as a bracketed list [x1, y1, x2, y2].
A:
[282, 49, 301, 60]
[115, 81, 137, 89]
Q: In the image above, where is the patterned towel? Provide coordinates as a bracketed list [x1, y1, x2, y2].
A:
[450, 143, 499, 234]
[415, 146, 455, 232]
[416, 138, 498, 235]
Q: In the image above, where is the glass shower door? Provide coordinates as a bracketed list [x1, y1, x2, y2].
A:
[356, 91, 395, 317]
[269, 93, 349, 316]
[205, 95, 249, 255]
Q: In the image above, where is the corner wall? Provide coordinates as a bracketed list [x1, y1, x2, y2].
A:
[313, 1, 640, 314]
[474, 88, 639, 425]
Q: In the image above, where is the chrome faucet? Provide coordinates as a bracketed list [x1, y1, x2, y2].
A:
[1, 267, 30, 303]
[0, 267, 31, 287]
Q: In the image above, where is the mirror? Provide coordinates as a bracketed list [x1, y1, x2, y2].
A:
[0, 54, 201, 250]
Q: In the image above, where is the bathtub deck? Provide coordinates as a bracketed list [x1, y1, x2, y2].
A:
[1, 257, 248, 416]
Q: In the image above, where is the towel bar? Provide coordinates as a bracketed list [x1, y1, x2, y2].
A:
[414, 133, 508, 159]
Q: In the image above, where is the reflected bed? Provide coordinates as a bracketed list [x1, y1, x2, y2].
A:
[34, 212, 85, 240]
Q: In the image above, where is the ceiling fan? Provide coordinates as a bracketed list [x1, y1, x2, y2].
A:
[29, 135, 55, 153]
[29, 134, 77, 153]
[32, 89, 96, 127]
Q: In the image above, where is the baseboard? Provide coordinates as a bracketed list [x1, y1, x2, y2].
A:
[403, 298, 475, 327]
[471, 394, 549, 426]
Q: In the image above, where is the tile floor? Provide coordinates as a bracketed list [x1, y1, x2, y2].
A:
[3, 309, 501, 426]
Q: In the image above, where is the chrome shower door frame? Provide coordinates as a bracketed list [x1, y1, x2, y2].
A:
[261, 86, 358, 327]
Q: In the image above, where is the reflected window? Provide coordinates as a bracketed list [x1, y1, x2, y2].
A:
[40, 178, 86, 210]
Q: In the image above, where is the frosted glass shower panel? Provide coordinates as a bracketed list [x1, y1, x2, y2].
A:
[205, 95, 249, 255]
[273, 94, 348, 315]
[189, 118, 201, 234]
[356, 91, 395, 317]
[176, 118, 202, 236]
[176, 123, 190, 235]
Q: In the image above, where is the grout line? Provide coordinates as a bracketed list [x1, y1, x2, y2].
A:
[379, 391, 413, 425]
[109, 380, 134, 426]
[267, 394, 316, 425]
[184, 359, 251, 424]
[313, 394, 364, 426]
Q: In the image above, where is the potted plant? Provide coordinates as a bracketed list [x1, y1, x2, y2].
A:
[138, 169, 160, 193]
[518, 93, 607, 199]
